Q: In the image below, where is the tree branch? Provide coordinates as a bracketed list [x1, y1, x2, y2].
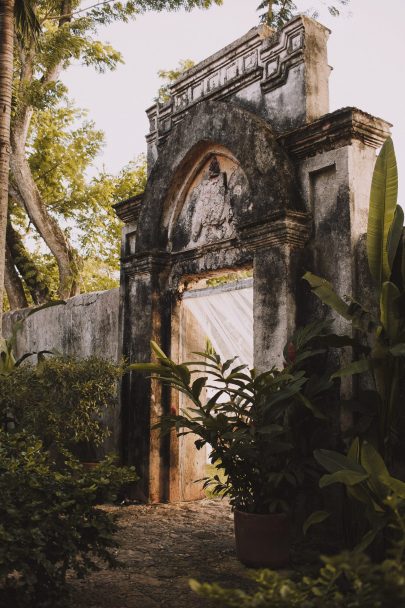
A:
[6, 217, 50, 305]
[4, 244, 29, 310]
[47, 0, 119, 22]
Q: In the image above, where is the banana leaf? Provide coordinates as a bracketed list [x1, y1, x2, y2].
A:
[367, 136, 398, 287]
[380, 281, 401, 343]
[387, 205, 404, 271]
[303, 272, 352, 320]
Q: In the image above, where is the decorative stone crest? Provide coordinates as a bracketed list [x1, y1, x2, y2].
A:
[170, 154, 247, 251]
[189, 156, 234, 245]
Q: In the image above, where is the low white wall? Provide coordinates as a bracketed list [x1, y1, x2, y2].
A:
[2, 289, 120, 361]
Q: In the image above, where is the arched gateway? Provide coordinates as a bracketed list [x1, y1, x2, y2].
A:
[114, 17, 391, 502]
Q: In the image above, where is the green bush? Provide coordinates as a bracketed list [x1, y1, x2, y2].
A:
[192, 527, 405, 607]
[0, 356, 122, 451]
[0, 431, 137, 607]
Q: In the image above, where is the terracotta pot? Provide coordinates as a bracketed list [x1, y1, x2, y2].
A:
[234, 510, 290, 568]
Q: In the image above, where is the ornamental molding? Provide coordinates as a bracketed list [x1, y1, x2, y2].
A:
[113, 194, 143, 224]
[145, 16, 326, 147]
[239, 210, 312, 250]
[122, 252, 171, 277]
[279, 107, 392, 160]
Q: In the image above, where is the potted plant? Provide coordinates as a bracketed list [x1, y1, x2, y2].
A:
[131, 322, 336, 567]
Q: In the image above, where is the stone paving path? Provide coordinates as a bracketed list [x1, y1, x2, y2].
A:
[69, 499, 250, 608]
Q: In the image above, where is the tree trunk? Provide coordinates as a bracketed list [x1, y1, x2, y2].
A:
[0, 0, 15, 330]
[7, 217, 50, 304]
[4, 243, 28, 309]
[10, 146, 79, 298]
[9, 0, 80, 299]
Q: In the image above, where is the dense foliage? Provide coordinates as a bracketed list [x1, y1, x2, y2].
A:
[0, 326, 135, 605]
[192, 540, 405, 607]
[0, 355, 123, 452]
[0, 431, 136, 608]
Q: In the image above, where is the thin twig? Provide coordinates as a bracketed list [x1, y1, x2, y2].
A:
[47, 0, 120, 21]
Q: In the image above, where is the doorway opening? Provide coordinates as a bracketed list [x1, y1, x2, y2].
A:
[172, 270, 253, 501]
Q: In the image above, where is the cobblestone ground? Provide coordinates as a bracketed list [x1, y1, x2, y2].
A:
[68, 499, 250, 608]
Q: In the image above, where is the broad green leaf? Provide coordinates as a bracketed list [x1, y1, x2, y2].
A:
[387, 205, 404, 270]
[386, 476, 405, 499]
[303, 510, 330, 535]
[314, 448, 366, 474]
[402, 233, 405, 289]
[347, 437, 360, 463]
[360, 441, 391, 502]
[348, 483, 375, 507]
[367, 136, 398, 287]
[380, 281, 401, 343]
[174, 364, 191, 386]
[151, 341, 169, 360]
[360, 441, 389, 480]
[303, 272, 352, 320]
[128, 363, 171, 374]
[319, 470, 369, 488]
[331, 358, 371, 379]
[191, 377, 207, 400]
[355, 526, 383, 553]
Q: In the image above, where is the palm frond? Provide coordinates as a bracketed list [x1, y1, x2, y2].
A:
[14, 0, 41, 42]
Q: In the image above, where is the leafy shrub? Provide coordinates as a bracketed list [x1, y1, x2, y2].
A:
[132, 321, 341, 515]
[192, 552, 405, 607]
[191, 499, 405, 607]
[0, 431, 137, 607]
[0, 356, 122, 451]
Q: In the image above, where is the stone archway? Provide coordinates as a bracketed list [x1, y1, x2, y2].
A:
[114, 100, 311, 502]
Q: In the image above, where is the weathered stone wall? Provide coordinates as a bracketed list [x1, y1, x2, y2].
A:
[2, 289, 119, 361]
[2, 289, 121, 456]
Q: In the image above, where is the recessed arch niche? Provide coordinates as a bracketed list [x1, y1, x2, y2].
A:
[163, 146, 249, 253]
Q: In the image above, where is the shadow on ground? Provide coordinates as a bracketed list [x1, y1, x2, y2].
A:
[69, 498, 251, 608]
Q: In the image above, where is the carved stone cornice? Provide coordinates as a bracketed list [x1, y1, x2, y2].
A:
[240, 210, 311, 250]
[278, 107, 392, 160]
[122, 252, 170, 277]
[113, 194, 143, 224]
[146, 16, 330, 149]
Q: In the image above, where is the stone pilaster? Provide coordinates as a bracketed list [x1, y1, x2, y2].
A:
[119, 254, 171, 502]
[241, 211, 311, 370]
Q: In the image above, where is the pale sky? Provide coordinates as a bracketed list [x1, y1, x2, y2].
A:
[63, 0, 405, 201]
